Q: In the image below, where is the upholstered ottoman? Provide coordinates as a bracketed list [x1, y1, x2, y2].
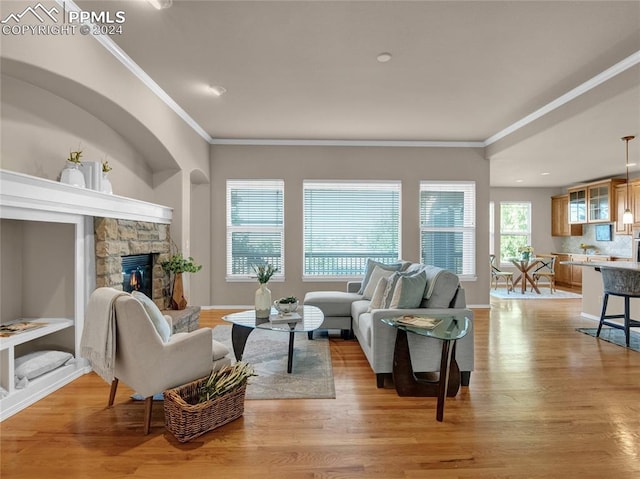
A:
[303, 291, 362, 339]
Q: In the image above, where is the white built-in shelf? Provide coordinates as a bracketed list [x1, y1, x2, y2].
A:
[0, 318, 74, 350]
[0, 169, 172, 224]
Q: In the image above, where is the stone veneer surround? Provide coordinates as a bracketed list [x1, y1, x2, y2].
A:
[94, 217, 171, 309]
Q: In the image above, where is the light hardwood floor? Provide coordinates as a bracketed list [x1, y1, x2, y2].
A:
[2, 295, 640, 478]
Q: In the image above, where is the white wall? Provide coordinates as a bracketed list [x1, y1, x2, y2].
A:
[209, 144, 491, 307]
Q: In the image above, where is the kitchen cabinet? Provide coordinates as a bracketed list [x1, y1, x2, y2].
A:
[551, 195, 583, 236]
[631, 181, 640, 225]
[568, 188, 586, 224]
[567, 179, 625, 224]
[554, 253, 609, 288]
[554, 253, 571, 286]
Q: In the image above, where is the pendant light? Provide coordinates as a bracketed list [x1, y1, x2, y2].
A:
[622, 135, 636, 225]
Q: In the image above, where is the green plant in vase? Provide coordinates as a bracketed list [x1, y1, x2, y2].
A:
[252, 263, 278, 319]
[161, 253, 202, 310]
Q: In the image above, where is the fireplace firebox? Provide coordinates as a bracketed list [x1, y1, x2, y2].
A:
[122, 254, 153, 298]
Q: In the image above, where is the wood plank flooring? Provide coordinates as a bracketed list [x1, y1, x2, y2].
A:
[2, 296, 640, 478]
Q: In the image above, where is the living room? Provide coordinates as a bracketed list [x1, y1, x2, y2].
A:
[2, 1, 640, 477]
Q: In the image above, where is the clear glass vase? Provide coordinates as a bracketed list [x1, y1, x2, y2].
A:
[255, 283, 272, 319]
[100, 172, 113, 194]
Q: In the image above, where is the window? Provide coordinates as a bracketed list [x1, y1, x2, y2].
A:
[226, 180, 284, 280]
[499, 202, 531, 262]
[420, 181, 476, 278]
[303, 181, 401, 278]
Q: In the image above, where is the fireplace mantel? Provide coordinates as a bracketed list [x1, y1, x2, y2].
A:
[0, 170, 172, 224]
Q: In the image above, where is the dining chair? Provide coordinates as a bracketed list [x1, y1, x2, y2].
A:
[490, 254, 513, 292]
[531, 254, 557, 293]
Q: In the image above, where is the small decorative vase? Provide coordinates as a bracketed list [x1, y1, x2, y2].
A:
[170, 272, 188, 310]
[522, 252, 530, 261]
[60, 161, 86, 188]
[100, 172, 113, 194]
[255, 283, 272, 319]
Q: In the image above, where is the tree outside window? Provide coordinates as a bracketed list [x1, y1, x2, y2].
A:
[500, 202, 531, 262]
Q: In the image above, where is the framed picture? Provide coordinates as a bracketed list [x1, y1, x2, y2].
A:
[595, 224, 612, 241]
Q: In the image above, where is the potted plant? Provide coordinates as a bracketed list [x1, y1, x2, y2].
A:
[100, 159, 113, 194]
[161, 253, 202, 310]
[59, 146, 86, 187]
[252, 263, 278, 319]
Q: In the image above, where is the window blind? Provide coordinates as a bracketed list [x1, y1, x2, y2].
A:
[226, 180, 284, 279]
[420, 181, 476, 278]
[303, 181, 401, 278]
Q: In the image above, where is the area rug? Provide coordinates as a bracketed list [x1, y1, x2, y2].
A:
[212, 325, 336, 400]
[576, 327, 640, 352]
[490, 288, 582, 300]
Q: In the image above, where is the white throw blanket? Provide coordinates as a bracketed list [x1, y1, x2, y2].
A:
[80, 288, 128, 384]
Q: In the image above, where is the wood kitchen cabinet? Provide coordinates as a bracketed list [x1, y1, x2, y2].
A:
[554, 253, 571, 286]
[570, 254, 588, 287]
[551, 194, 583, 236]
[567, 178, 625, 224]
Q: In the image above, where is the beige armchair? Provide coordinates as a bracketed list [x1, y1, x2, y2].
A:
[83, 288, 230, 434]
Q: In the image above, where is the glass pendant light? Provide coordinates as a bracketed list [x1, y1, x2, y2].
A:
[622, 135, 636, 225]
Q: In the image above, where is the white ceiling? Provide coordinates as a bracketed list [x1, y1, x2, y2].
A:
[76, 0, 640, 187]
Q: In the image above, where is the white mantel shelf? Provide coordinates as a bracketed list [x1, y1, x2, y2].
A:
[0, 169, 172, 224]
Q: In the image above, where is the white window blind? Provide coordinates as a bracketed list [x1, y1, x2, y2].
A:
[303, 181, 401, 278]
[226, 180, 284, 280]
[420, 181, 476, 278]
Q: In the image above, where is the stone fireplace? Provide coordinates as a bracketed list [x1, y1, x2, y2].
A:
[94, 218, 171, 309]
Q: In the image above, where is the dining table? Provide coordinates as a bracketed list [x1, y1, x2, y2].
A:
[510, 257, 541, 294]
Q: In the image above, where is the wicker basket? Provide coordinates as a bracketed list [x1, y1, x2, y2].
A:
[164, 377, 247, 443]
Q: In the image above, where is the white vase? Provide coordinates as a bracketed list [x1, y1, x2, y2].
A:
[60, 162, 86, 188]
[100, 172, 113, 194]
[255, 283, 272, 319]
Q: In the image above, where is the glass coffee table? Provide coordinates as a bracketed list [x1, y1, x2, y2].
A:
[382, 313, 470, 422]
[222, 305, 324, 373]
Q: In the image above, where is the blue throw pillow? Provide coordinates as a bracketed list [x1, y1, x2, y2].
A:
[387, 270, 428, 309]
[131, 291, 171, 342]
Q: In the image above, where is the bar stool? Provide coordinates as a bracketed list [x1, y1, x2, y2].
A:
[596, 267, 640, 347]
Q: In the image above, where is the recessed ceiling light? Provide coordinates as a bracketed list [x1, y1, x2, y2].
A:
[541, 172, 550, 176]
[147, 0, 172, 9]
[377, 52, 392, 63]
[208, 85, 227, 97]
[627, 162, 637, 167]
[515, 179, 524, 183]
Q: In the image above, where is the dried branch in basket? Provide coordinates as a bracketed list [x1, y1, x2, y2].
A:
[197, 362, 256, 404]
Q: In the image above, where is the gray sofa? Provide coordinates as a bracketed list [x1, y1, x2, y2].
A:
[304, 260, 474, 388]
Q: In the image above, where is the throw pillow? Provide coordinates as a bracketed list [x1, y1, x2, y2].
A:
[15, 350, 73, 380]
[367, 276, 390, 311]
[358, 259, 406, 295]
[388, 270, 428, 308]
[362, 265, 398, 300]
[132, 291, 172, 342]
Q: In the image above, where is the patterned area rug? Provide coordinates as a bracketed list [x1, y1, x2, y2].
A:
[576, 327, 640, 352]
[212, 325, 336, 400]
[490, 287, 582, 300]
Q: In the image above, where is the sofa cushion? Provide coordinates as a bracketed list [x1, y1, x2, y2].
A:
[420, 266, 460, 308]
[358, 259, 407, 295]
[362, 265, 400, 299]
[351, 300, 371, 328]
[368, 276, 390, 311]
[389, 270, 428, 308]
[304, 291, 362, 317]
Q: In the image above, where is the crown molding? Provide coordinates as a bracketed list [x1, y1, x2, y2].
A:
[209, 138, 485, 148]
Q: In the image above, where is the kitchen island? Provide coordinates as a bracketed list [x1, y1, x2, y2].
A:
[562, 261, 640, 320]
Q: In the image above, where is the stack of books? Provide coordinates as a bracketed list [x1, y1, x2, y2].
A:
[395, 315, 442, 330]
